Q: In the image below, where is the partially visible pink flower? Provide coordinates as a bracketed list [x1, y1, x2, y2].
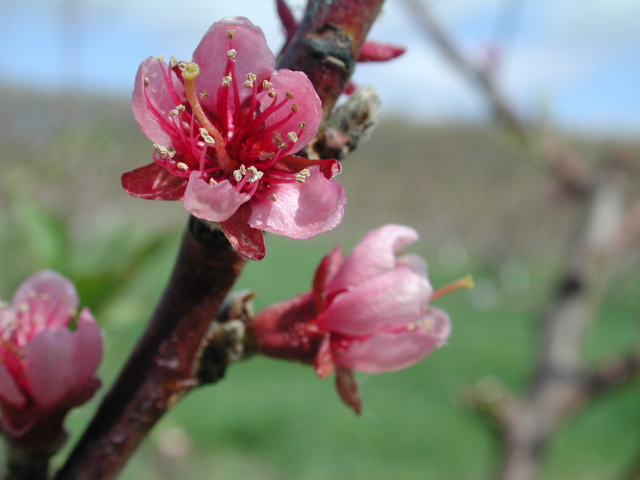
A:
[122, 17, 346, 260]
[250, 224, 465, 414]
[0, 271, 103, 448]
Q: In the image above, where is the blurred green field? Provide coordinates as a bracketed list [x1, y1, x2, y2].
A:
[1, 86, 639, 479]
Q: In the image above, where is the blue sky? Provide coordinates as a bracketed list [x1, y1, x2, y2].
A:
[2, 0, 639, 137]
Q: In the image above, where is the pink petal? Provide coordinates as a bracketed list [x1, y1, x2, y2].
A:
[220, 203, 267, 261]
[257, 69, 324, 152]
[13, 270, 78, 330]
[327, 224, 420, 294]
[334, 307, 451, 373]
[316, 266, 432, 337]
[193, 17, 275, 114]
[0, 363, 25, 407]
[122, 162, 187, 200]
[183, 172, 251, 222]
[24, 329, 75, 410]
[132, 57, 185, 146]
[71, 308, 103, 387]
[248, 166, 346, 239]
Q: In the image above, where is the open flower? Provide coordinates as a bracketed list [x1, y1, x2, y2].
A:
[122, 17, 346, 260]
[0, 271, 103, 448]
[249, 224, 469, 413]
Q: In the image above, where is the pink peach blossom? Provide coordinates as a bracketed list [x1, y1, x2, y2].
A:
[0, 271, 102, 447]
[250, 224, 453, 413]
[122, 17, 346, 260]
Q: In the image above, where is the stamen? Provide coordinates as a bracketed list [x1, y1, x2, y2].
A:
[169, 56, 178, 67]
[246, 166, 263, 183]
[199, 127, 215, 144]
[291, 104, 299, 113]
[295, 169, 311, 183]
[262, 80, 273, 90]
[155, 54, 165, 62]
[244, 73, 257, 88]
[222, 75, 232, 87]
[227, 49, 237, 59]
[209, 178, 218, 185]
[285, 91, 295, 99]
[227, 29, 235, 39]
[176, 162, 189, 171]
[169, 109, 179, 118]
[287, 132, 299, 143]
[431, 275, 475, 301]
[233, 165, 247, 182]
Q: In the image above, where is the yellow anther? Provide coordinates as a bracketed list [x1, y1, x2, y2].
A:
[176, 162, 189, 171]
[222, 75, 232, 87]
[227, 29, 235, 39]
[227, 49, 237, 59]
[287, 132, 299, 143]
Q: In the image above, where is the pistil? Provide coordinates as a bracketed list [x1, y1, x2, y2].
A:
[180, 62, 232, 171]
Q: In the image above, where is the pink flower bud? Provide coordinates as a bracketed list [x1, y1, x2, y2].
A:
[249, 224, 453, 413]
[0, 271, 103, 447]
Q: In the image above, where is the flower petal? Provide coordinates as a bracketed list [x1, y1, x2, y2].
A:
[13, 271, 78, 331]
[249, 166, 346, 239]
[183, 172, 251, 222]
[122, 162, 187, 200]
[24, 329, 75, 410]
[327, 224, 420, 294]
[0, 363, 25, 407]
[257, 69, 324, 152]
[334, 307, 451, 373]
[132, 57, 185, 146]
[316, 266, 432, 337]
[193, 17, 275, 114]
[71, 308, 103, 387]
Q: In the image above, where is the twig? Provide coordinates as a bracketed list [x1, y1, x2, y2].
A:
[495, 157, 630, 480]
[55, 218, 245, 480]
[402, 0, 593, 197]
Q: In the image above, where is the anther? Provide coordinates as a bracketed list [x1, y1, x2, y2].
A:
[166, 147, 176, 158]
[259, 151, 275, 161]
[169, 109, 179, 118]
[268, 89, 276, 98]
[285, 91, 295, 99]
[209, 178, 218, 185]
[170, 56, 178, 67]
[222, 75, 232, 87]
[227, 49, 237, 59]
[200, 90, 209, 99]
[262, 80, 273, 90]
[295, 169, 311, 183]
[246, 166, 263, 183]
[291, 104, 299, 113]
[176, 162, 189, 171]
[227, 29, 235, 39]
[144, 77, 150, 87]
[233, 165, 248, 182]
[268, 194, 278, 202]
[244, 73, 257, 88]
[298, 121, 307, 128]
[176, 105, 186, 113]
[287, 132, 299, 143]
[155, 54, 165, 62]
